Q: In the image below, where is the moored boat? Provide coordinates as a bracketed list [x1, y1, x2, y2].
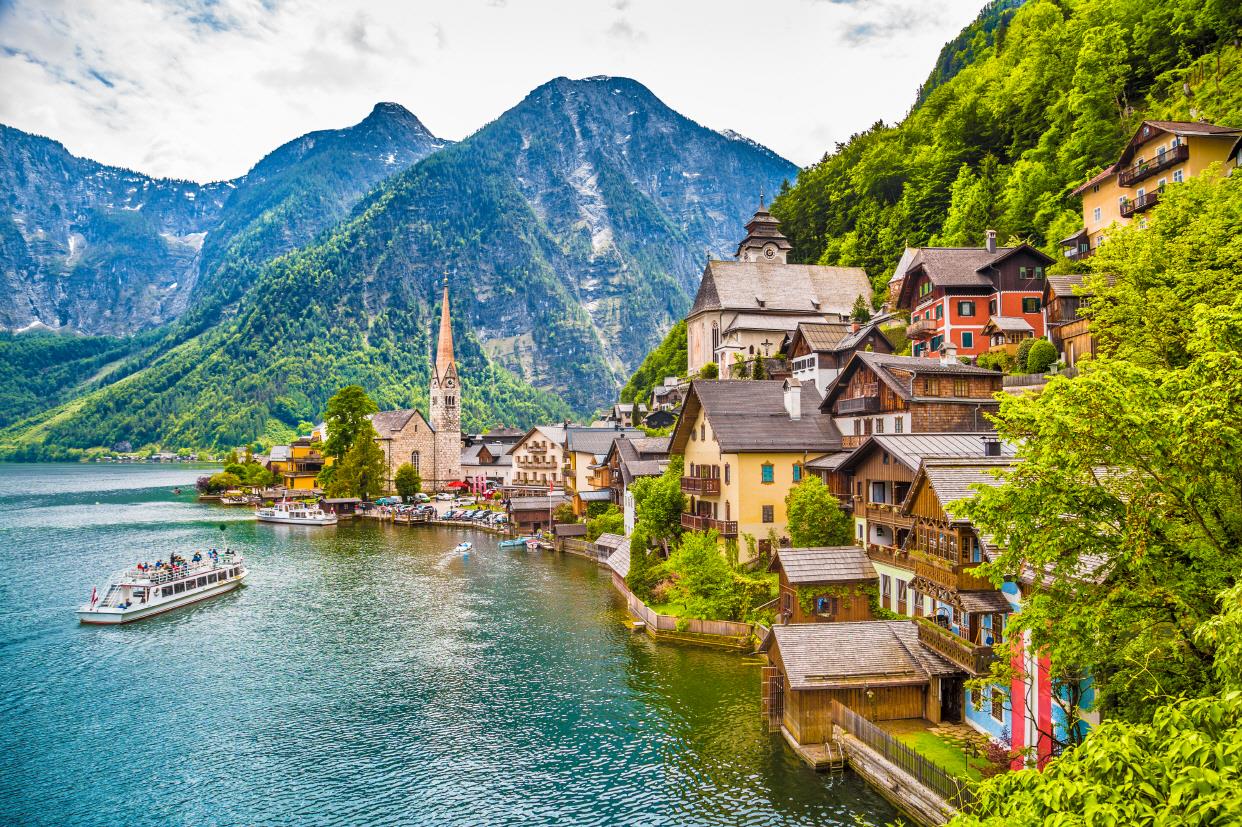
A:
[455, 541, 473, 553]
[498, 537, 533, 548]
[256, 500, 337, 525]
[78, 550, 247, 624]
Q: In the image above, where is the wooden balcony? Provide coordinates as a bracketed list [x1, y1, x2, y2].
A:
[838, 395, 881, 415]
[865, 502, 913, 528]
[867, 543, 912, 571]
[680, 513, 738, 537]
[1119, 190, 1159, 217]
[910, 550, 996, 592]
[916, 617, 996, 676]
[1118, 143, 1188, 186]
[680, 476, 721, 495]
[907, 318, 938, 339]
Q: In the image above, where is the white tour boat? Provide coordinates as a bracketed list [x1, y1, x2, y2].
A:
[255, 500, 338, 526]
[78, 550, 248, 624]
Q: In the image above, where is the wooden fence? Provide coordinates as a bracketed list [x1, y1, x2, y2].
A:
[829, 699, 975, 809]
[616, 576, 753, 638]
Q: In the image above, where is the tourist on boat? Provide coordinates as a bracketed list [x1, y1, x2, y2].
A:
[192, 552, 202, 563]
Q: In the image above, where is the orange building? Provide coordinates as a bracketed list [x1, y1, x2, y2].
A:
[1061, 120, 1241, 261]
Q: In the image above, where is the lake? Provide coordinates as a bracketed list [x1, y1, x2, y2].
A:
[0, 463, 895, 826]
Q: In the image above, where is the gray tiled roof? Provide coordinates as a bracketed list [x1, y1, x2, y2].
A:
[689, 260, 871, 317]
[838, 433, 1016, 473]
[823, 352, 1001, 408]
[722, 312, 809, 334]
[370, 408, 424, 435]
[508, 494, 570, 511]
[674, 380, 842, 453]
[907, 248, 1010, 287]
[983, 316, 1034, 334]
[772, 621, 960, 690]
[1045, 274, 1089, 298]
[566, 426, 642, 455]
[576, 489, 613, 502]
[772, 547, 877, 584]
[912, 457, 1016, 522]
[805, 451, 853, 471]
[958, 591, 1013, 614]
[605, 538, 632, 578]
[594, 533, 627, 551]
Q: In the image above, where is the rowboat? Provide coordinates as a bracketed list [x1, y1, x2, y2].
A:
[498, 537, 533, 548]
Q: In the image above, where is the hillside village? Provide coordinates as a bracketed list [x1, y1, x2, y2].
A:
[235, 118, 1242, 822]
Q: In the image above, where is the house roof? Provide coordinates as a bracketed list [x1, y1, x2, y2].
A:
[1070, 163, 1119, 197]
[770, 547, 877, 585]
[836, 433, 1016, 474]
[981, 316, 1034, 334]
[269, 445, 290, 462]
[566, 426, 642, 455]
[518, 425, 566, 448]
[1044, 274, 1090, 300]
[1118, 120, 1242, 166]
[670, 380, 842, 454]
[790, 319, 892, 355]
[770, 622, 961, 690]
[509, 494, 570, 511]
[689, 260, 871, 318]
[721, 312, 812, 334]
[461, 442, 514, 466]
[370, 408, 428, 435]
[805, 451, 853, 472]
[821, 351, 1001, 410]
[552, 522, 588, 537]
[575, 489, 613, 502]
[604, 538, 633, 578]
[904, 457, 1016, 522]
[893, 244, 1055, 308]
[958, 591, 1013, 614]
[593, 533, 628, 551]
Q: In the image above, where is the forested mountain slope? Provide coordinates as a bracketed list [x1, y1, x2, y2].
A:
[772, 0, 1242, 296]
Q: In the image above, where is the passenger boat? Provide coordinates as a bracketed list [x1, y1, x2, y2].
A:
[255, 500, 338, 525]
[498, 537, 533, 549]
[77, 550, 247, 624]
[455, 541, 473, 554]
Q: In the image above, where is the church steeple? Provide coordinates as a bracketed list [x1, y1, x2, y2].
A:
[435, 280, 456, 381]
[735, 198, 793, 263]
[429, 278, 459, 435]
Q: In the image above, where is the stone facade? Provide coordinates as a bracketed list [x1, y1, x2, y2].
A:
[371, 409, 437, 492]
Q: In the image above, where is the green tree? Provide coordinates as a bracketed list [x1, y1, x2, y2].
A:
[785, 477, 854, 547]
[552, 502, 576, 524]
[394, 462, 421, 500]
[850, 294, 873, 323]
[625, 527, 661, 600]
[668, 530, 735, 618]
[321, 385, 378, 461]
[630, 456, 686, 552]
[586, 505, 624, 541]
[207, 471, 242, 492]
[697, 362, 719, 379]
[1026, 339, 1058, 373]
[934, 155, 1008, 247]
[751, 356, 765, 380]
[1014, 337, 1035, 373]
[327, 422, 387, 499]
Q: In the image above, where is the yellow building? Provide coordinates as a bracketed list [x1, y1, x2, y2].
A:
[1062, 120, 1241, 260]
[669, 379, 843, 560]
[563, 425, 642, 516]
[267, 436, 327, 491]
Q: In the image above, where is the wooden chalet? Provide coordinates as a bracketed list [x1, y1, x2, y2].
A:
[769, 547, 877, 623]
[785, 319, 894, 393]
[761, 622, 965, 746]
[1043, 274, 1096, 367]
[820, 352, 1002, 449]
[506, 494, 570, 534]
[980, 316, 1035, 357]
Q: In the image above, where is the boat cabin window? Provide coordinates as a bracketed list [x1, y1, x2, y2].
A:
[162, 586, 173, 597]
[208, 573, 218, 584]
[174, 582, 186, 594]
[197, 576, 207, 588]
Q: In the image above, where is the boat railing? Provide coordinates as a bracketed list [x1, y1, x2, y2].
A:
[121, 554, 242, 585]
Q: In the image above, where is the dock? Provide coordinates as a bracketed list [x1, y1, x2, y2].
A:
[781, 727, 845, 771]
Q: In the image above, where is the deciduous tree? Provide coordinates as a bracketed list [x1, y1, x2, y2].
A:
[785, 477, 854, 547]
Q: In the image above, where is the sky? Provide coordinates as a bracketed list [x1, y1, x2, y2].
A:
[0, 0, 987, 182]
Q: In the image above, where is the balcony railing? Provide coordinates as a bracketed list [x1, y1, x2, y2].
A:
[680, 477, 721, 495]
[910, 550, 996, 593]
[865, 502, 914, 528]
[1118, 143, 1189, 187]
[867, 543, 911, 570]
[1119, 190, 1160, 218]
[907, 318, 938, 339]
[838, 395, 881, 415]
[1064, 246, 1095, 261]
[915, 617, 996, 676]
[680, 513, 738, 537]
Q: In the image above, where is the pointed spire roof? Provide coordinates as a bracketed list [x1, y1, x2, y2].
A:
[735, 199, 793, 258]
[436, 279, 456, 375]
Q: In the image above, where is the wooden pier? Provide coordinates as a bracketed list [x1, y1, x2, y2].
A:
[781, 728, 846, 771]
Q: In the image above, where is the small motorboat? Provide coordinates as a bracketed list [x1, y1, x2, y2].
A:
[525, 539, 542, 551]
[498, 537, 533, 549]
[454, 542, 473, 554]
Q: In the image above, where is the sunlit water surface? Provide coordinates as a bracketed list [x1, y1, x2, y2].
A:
[0, 463, 895, 825]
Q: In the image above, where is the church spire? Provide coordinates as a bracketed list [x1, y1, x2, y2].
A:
[436, 278, 455, 378]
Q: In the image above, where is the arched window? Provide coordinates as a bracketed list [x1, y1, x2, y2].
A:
[711, 322, 719, 353]
[411, 451, 420, 471]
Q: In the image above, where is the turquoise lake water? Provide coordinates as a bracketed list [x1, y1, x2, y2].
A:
[0, 463, 896, 826]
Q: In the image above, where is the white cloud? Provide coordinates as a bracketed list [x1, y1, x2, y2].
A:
[0, 0, 985, 180]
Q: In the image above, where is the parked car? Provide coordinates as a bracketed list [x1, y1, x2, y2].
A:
[435, 492, 454, 501]
[414, 493, 431, 503]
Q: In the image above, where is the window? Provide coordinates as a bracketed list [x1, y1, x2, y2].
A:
[1019, 266, 1030, 279]
[853, 420, 861, 436]
[1034, 266, 1045, 279]
[926, 377, 940, 396]
[792, 464, 802, 482]
[881, 451, 889, 465]
[815, 596, 838, 616]
[761, 463, 774, 484]
[896, 580, 908, 609]
[934, 304, 944, 319]
[988, 299, 997, 315]
[1022, 297, 1040, 314]
[1173, 169, 1184, 183]
[1092, 206, 1102, 222]
[863, 418, 872, 435]
[724, 463, 730, 485]
[894, 416, 904, 433]
[881, 575, 892, 600]
[991, 688, 1005, 722]
[961, 331, 974, 349]
[930, 334, 943, 352]
[954, 378, 968, 396]
[919, 280, 932, 296]
[1137, 186, 1146, 200]
[1157, 178, 1167, 192]
[1119, 195, 1128, 209]
[874, 417, 884, 434]
[957, 300, 975, 317]
[857, 523, 864, 539]
[762, 505, 774, 523]
[411, 451, 420, 472]
[700, 424, 705, 441]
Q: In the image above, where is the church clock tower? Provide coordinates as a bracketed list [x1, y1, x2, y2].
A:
[429, 280, 462, 488]
[735, 198, 793, 263]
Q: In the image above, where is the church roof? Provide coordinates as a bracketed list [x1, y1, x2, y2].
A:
[436, 283, 456, 375]
[689, 260, 871, 318]
[370, 408, 431, 436]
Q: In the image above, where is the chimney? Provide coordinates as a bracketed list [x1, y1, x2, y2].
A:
[939, 342, 958, 366]
[981, 435, 1002, 457]
[851, 321, 860, 333]
[783, 378, 802, 420]
[985, 229, 997, 254]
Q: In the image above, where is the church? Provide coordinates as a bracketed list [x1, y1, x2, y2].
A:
[369, 282, 463, 492]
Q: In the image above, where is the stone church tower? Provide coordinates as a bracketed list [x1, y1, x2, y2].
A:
[735, 198, 793, 263]
[428, 281, 463, 487]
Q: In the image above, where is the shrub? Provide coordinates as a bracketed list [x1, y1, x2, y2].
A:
[1015, 338, 1035, 372]
[1026, 339, 1058, 374]
[552, 502, 576, 524]
[697, 362, 719, 379]
[586, 506, 623, 541]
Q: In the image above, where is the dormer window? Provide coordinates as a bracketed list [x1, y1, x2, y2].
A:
[756, 297, 766, 308]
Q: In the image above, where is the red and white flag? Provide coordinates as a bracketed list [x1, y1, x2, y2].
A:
[90, 586, 98, 606]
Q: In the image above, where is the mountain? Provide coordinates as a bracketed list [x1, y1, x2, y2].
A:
[1, 77, 795, 452]
[771, 0, 1242, 294]
[0, 103, 447, 336]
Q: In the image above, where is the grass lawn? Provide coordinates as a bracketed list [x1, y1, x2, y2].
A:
[647, 600, 689, 618]
[882, 721, 989, 781]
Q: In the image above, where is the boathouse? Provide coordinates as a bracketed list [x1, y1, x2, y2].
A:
[761, 621, 964, 746]
[507, 494, 570, 534]
[769, 546, 878, 624]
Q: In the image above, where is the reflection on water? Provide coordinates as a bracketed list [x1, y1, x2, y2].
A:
[0, 463, 895, 826]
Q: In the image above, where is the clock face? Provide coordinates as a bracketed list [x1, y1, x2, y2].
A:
[445, 379, 455, 388]
[763, 244, 776, 259]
